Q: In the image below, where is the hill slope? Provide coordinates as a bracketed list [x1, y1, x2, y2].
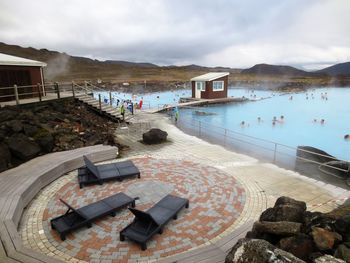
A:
[317, 62, 350, 76]
[241, 63, 313, 76]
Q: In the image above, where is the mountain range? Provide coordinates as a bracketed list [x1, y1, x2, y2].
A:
[0, 42, 349, 82]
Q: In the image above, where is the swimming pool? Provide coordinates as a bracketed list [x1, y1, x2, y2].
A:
[95, 87, 350, 161]
[179, 87, 350, 161]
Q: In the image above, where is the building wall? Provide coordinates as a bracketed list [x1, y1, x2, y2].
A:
[191, 81, 195, 98]
[0, 65, 43, 101]
[201, 75, 228, 99]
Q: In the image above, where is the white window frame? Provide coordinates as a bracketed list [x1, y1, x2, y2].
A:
[213, 81, 224, 91]
[196, 81, 206, 91]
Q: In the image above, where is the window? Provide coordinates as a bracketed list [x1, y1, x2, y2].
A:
[196, 81, 205, 91]
[213, 81, 224, 91]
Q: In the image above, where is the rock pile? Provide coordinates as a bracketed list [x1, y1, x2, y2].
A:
[226, 196, 350, 263]
[0, 99, 119, 172]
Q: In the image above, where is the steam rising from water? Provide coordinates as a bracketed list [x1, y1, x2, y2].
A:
[44, 54, 70, 80]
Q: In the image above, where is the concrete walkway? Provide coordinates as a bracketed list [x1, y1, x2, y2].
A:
[17, 111, 350, 263]
[120, 111, 350, 213]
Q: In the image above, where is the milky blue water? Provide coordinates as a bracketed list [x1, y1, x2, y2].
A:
[95, 87, 350, 161]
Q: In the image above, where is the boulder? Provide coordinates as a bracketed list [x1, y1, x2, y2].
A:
[0, 142, 11, 172]
[314, 254, 346, 263]
[142, 128, 168, 144]
[297, 146, 336, 163]
[34, 130, 54, 153]
[260, 204, 305, 223]
[303, 211, 336, 233]
[7, 134, 41, 161]
[5, 120, 23, 132]
[23, 124, 39, 137]
[311, 227, 342, 250]
[225, 238, 306, 263]
[334, 244, 350, 262]
[0, 109, 17, 122]
[253, 221, 302, 236]
[278, 234, 314, 261]
[275, 196, 307, 211]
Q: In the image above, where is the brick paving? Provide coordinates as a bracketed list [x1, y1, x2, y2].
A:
[20, 157, 246, 263]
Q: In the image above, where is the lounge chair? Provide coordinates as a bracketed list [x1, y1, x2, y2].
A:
[51, 192, 138, 240]
[120, 194, 189, 250]
[78, 156, 141, 188]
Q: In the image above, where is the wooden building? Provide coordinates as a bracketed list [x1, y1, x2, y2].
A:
[0, 53, 46, 101]
[191, 72, 229, 99]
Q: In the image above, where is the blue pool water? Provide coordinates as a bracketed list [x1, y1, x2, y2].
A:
[95, 87, 350, 161]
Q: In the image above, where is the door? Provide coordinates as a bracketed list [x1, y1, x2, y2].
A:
[195, 81, 204, 99]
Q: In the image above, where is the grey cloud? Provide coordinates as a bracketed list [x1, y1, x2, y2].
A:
[0, 0, 349, 69]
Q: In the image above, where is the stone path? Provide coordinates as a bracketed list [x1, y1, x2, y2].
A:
[18, 111, 350, 263]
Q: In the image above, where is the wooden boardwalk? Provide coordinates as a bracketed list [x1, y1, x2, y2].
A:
[0, 145, 118, 263]
[147, 97, 247, 113]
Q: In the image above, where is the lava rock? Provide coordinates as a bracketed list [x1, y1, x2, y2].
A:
[311, 227, 342, 251]
[275, 196, 307, 211]
[5, 120, 23, 132]
[260, 204, 305, 223]
[253, 221, 302, 236]
[23, 124, 39, 137]
[225, 238, 306, 263]
[7, 134, 41, 161]
[142, 128, 168, 144]
[314, 254, 346, 263]
[0, 109, 17, 122]
[0, 142, 11, 172]
[33, 129, 54, 153]
[334, 244, 350, 262]
[278, 234, 314, 261]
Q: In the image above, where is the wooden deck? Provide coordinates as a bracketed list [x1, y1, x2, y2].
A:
[147, 97, 248, 113]
[0, 145, 118, 263]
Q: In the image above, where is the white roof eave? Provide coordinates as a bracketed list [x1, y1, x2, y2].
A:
[0, 53, 47, 67]
[191, 72, 230, 82]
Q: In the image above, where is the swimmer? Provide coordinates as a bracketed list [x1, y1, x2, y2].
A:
[257, 117, 261, 122]
[313, 119, 317, 123]
[272, 121, 276, 126]
[240, 121, 245, 127]
[273, 116, 277, 121]
[289, 96, 293, 100]
[320, 119, 325, 124]
[345, 134, 350, 140]
[280, 115, 284, 123]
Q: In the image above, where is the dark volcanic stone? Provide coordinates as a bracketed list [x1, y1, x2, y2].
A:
[275, 196, 307, 212]
[8, 134, 41, 160]
[260, 204, 305, 223]
[23, 124, 39, 137]
[0, 109, 17, 122]
[225, 238, 306, 263]
[253, 221, 302, 236]
[311, 227, 342, 251]
[278, 234, 314, 261]
[0, 142, 11, 172]
[5, 120, 23, 132]
[334, 244, 350, 262]
[142, 128, 168, 144]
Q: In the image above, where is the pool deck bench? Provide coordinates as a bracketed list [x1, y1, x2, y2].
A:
[0, 145, 118, 263]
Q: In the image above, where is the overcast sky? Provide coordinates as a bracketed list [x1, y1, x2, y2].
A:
[1, 0, 350, 69]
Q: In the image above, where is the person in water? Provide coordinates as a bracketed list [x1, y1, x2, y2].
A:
[320, 119, 325, 124]
[344, 134, 350, 140]
[240, 121, 245, 127]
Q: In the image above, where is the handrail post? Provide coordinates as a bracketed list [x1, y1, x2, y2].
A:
[109, 91, 112, 106]
[14, 85, 19, 105]
[55, 82, 60, 99]
[98, 94, 102, 113]
[224, 129, 227, 146]
[37, 83, 42, 102]
[273, 143, 277, 163]
[199, 120, 201, 137]
[71, 82, 75, 98]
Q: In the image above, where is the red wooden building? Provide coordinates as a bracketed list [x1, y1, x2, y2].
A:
[0, 53, 46, 101]
[191, 72, 230, 99]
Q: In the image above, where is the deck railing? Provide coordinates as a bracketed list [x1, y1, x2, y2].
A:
[171, 114, 350, 186]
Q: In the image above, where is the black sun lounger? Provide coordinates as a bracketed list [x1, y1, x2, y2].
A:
[51, 192, 138, 240]
[78, 156, 141, 188]
[120, 194, 189, 250]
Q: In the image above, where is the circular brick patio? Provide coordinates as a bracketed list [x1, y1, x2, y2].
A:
[20, 157, 246, 263]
